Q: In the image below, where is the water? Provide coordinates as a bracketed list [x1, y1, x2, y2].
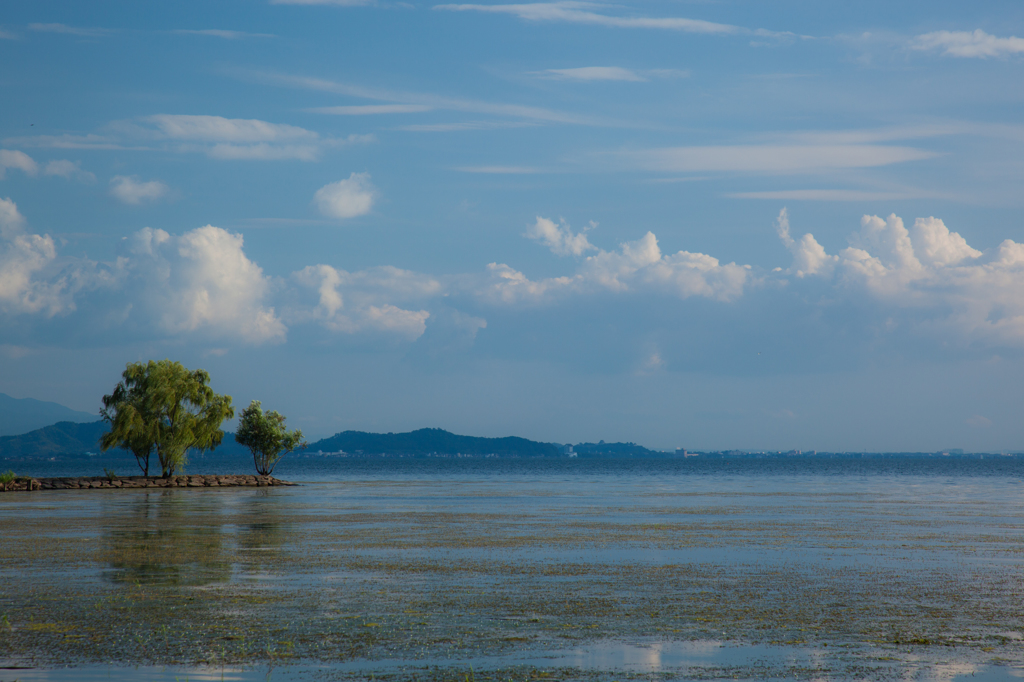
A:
[2, 457, 1023, 681]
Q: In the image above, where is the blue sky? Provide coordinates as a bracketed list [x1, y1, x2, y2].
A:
[3, 0, 1024, 451]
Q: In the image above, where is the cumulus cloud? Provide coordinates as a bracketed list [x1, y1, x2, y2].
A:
[525, 216, 596, 256]
[481, 220, 749, 304]
[0, 149, 38, 178]
[775, 208, 836, 277]
[911, 29, 1024, 59]
[0, 198, 96, 316]
[110, 176, 170, 205]
[122, 225, 286, 343]
[315, 173, 376, 219]
[292, 264, 437, 339]
[777, 211, 1024, 347]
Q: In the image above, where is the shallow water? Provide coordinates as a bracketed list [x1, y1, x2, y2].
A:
[2, 458, 1024, 680]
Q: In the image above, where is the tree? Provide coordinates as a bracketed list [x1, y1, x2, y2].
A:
[99, 360, 234, 477]
[100, 377, 156, 476]
[235, 400, 306, 476]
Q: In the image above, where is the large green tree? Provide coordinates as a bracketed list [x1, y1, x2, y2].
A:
[99, 360, 234, 477]
[235, 400, 306, 476]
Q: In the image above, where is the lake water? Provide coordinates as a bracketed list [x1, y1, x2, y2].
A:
[2, 457, 1024, 681]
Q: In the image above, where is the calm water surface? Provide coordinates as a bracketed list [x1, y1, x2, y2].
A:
[2, 457, 1023, 681]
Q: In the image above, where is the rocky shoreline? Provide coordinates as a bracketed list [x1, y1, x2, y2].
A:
[0, 474, 294, 492]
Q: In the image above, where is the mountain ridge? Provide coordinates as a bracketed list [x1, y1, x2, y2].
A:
[0, 393, 97, 437]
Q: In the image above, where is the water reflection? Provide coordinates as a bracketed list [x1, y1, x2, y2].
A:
[236, 489, 289, 575]
[100, 490, 231, 586]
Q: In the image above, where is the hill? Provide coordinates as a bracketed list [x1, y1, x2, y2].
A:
[0, 393, 97, 437]
[309, 427, 560, 457]
[0, 421, 109, 460]
[573, 441, 664, 457]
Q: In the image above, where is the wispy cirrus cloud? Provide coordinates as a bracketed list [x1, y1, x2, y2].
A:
[250, 71, 605, 126]
[4, 115, 371, 161]
[534, 66, 689, 81]
[433, 1, 794, 39]
[271, 0, 374, 5]
[455, 165, 543, 174]
[171, 29, 277, 39]
[306, 104, 433, 115]
[28, 23, 114, 38]
[122, 114, 372, 161]
[538, 66, 646, 81]
[434, 2, 740, 33]
[911, 29, 1024, 59]
[0, 28, 18, 40]
[1, 133, 135, 150]
[727, 189, 933, 202]
[620, 144, 936, 174]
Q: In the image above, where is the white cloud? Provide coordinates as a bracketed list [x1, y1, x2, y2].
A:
[775, 208, 836, 278]
[314, 173, 376, 219]
[306, 104, 432, 115]
[28, 23, 114, 37]
[43, 160, 96, 182]
[110, 176, 170, 205]
[0, 149, 39, 178]
[624, 145, 935, 173]
[777, 212, 1024, 347]
[171, 29, 276, 39]
[119, 114, 357, 161]
[145, 114, 316, 143]
[966, 415, 993, 427]
[123, 225, 286, 343]
[433, 2, 742, 34]
[271, 0, 374, 5]
[525, 216, 596, 256]
[729, 189, 928, 201]
[292, 264, 437, 339]
[911, 29, 1024, 59]
[0, 198, 85, 316]
[480, 221, 750, 304]
[1, 134, 127, 150]
[539, 67, 646, 82]
[0, 29, 18, 40]
[456, 166, 542, 174]
[255, 71, 600, 126]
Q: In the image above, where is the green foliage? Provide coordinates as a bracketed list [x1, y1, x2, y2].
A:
[104, 467, 117, 481]
[235, 400, 306, 476]
[0, 470, 15, 485]
[100, 360, 234, 477]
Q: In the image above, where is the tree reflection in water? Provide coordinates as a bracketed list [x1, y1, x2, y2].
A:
[236, 488, 287, 573]
[100, 490, 232, 586]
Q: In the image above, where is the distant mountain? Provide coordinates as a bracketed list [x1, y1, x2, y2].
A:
[310, 427, 561, 457]
[0, 421, 250, 461]
[0, 393, 97, 437]
[0, 420, 109, 460]
[573, 441, 664, 457]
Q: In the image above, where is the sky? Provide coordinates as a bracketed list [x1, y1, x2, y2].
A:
[2, 1, 1024, 451]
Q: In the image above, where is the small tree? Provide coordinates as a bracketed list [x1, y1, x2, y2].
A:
[99, 360, 234, 477]
[235, 400, 307, 476]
